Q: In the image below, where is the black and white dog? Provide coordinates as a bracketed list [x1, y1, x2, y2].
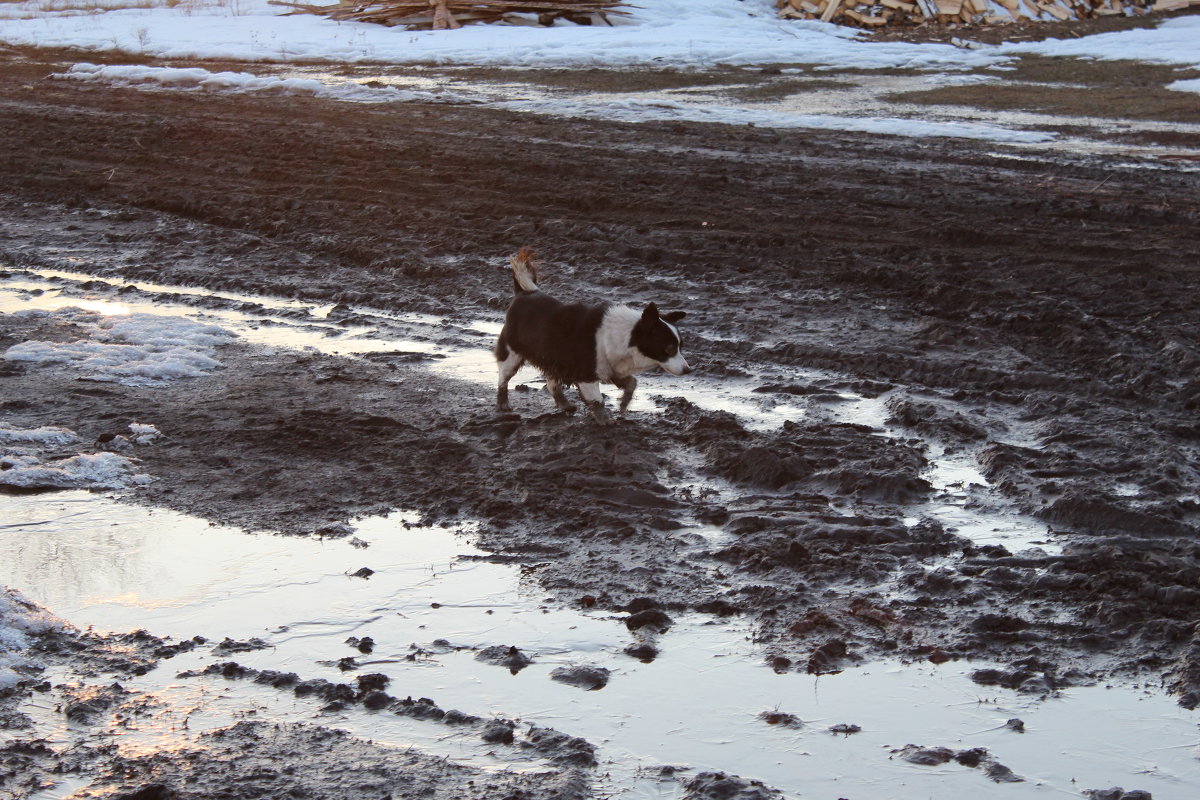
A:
[494, 248, 690, 424]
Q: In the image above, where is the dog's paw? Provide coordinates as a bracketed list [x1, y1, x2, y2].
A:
[587, 402, 612, 425]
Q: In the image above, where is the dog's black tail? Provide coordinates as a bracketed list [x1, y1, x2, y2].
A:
[510, 247, 539, 294]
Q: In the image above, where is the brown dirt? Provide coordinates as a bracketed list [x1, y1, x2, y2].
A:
[887, 80, 1200, 124]
[869, 8, 1188, 46]
[0, 39, 1199, 796]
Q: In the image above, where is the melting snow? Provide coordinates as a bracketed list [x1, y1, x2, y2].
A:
[0, 423, 158, 491]
[3, 308, 233, 386]
[0, 588, 64, 692]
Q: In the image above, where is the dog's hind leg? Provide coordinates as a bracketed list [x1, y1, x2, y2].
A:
[577, 382, 611, 425]
[495, 338, 524, 412]
[545, 378, 577, 414]
[614, 376, 638, 413]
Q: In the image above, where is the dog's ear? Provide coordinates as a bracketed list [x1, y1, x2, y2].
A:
[661, 311, 687, 323]
[640, 302, 660, 322]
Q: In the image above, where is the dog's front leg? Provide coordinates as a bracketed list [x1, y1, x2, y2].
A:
[577, 382, 611, 425]
[614, 376, 637, 413]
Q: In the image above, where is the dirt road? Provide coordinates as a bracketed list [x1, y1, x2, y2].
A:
[1, 42, 1198, 798]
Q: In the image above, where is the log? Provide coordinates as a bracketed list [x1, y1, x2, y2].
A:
[1039, 1, 1072, 18]
[843, 7, 889, 22]
[431, 0, 461, 29]
[269, 0, 631, 31]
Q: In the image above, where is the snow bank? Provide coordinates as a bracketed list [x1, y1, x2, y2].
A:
[0, 587, 64, 693]
[0, 0, 1004, 70]
[998, 17, 1200, 70]
[3, 308, 233, 386]
[2, 0, 1197, 72]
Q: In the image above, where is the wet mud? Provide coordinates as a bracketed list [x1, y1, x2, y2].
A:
[0, 43, 1198, 798]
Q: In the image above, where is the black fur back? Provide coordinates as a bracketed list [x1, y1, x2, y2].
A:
[499, 292, 608, 385]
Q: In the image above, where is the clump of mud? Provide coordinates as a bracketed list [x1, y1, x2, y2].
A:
[894, 744, 1023, 783]
[683, 771, 782, 799]
[72, 720, 591, 800]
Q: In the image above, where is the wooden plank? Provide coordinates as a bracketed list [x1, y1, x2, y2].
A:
[1038, 1, 1072, 18]
[935, 0, 963, 13]
[843, 7, 888, 22]
[915, 0, 939, 17]
[820, 0, 843, 20]
[880, 0, 917, 11]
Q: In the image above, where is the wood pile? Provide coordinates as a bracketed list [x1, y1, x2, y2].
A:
[270, 0, 629, 30]
[776, 0, 1200, 29]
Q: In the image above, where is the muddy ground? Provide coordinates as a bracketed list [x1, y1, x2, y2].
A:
[0, 38, 1198, 798]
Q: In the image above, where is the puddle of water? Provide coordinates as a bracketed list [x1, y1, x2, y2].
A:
[0, 271, 432, 358]
[3, 491, 1198, 799]
[923, 445, 1056, 554]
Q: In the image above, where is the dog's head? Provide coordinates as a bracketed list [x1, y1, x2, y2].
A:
[632, 303, 691, 376]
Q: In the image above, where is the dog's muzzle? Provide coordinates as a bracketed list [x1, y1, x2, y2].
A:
[662, 355, 691, 376]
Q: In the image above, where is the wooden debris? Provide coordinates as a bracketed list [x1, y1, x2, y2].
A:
[270, 0, 630, 31]
[775, 0, 1200, 30]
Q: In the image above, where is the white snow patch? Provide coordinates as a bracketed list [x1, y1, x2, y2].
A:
[0, 426, 80, 446]
[0, 423, 160, 492]
[0, 588, 64, 693]
[997, 17, 1200, 70]
[3, 308, 233, 386]
[54, 62, 459, 103]
[1168, 77, 1200, 95]
[0, 422, 155, 490]
[498, 95, 1055, 142]
[129, 422, 162, 445]
[0, 451, 152, 491]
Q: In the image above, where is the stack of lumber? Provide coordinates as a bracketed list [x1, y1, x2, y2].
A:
[270, 0, 629, 30]
[776, 0, 1200, 29]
